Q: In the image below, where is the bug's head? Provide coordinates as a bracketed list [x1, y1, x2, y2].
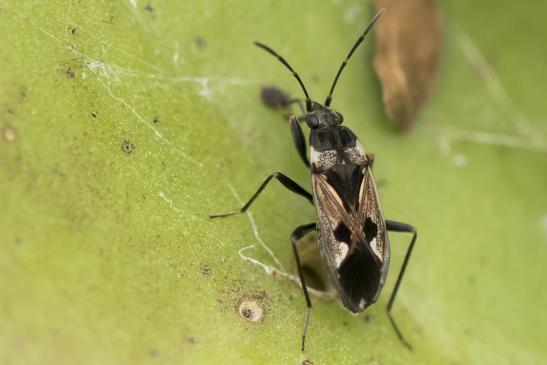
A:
[304, 103, 344, 129]
[254, 9, 384, 126]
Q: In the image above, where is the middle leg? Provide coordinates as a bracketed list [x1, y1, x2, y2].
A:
[290, 222, 317, 352]
[385, 219, 417, 350]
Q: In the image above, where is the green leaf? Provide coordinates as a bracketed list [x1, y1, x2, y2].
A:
[1, 1, 546, 364]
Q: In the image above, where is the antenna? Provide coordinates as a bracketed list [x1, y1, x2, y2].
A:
[254, 41, 313, 112]
[324, 8, 385, 107]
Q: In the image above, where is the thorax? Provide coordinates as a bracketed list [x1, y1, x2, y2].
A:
[309, 125, 368, 173]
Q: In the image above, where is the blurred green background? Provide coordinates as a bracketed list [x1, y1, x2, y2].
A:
[1, 1, 546, 364]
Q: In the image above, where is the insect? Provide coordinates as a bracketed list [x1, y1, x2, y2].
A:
[209, 8, 417, 351]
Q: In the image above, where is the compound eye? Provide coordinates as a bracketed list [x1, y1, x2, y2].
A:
[305, 114, 320, 128]
[335, 111, 344, 123]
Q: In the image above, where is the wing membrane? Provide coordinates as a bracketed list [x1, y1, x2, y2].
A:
[313, 164, 389, 312]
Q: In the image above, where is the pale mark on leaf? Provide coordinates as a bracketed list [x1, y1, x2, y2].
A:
[226, 180, 285, 272]
[227, 181, 336, 299]
[158, 191, 198, 220]
[86, 61, 203, 166]
[540, 215, 547, 240]
[451, 154, 467, 167]
[458, 33, 542, 139]
[438, 129, 547, 155]
[7, 5, 204, 167]
[434, 31, 546, 160]
[343, 2, 363, 24]
[238, 245, 335, 299]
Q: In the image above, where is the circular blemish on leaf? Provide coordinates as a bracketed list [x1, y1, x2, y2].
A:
[65, 67, 75, 78]
[144, 3, 154, 13]
[200, 265, 210, 275]
[121, 139, 135, 154]
[184, 335, 196, 344]
[238, 300, 264, 322]
[2, 123, 17, 142]
[194, 36, 207, 49]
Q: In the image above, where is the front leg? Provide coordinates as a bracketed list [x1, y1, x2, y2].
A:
[289, 114, 310, 168]
[209, 172, 313, 218]
[286, 98, 307, 114]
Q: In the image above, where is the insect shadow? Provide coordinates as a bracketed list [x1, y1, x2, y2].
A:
[210, 8, 417, 352]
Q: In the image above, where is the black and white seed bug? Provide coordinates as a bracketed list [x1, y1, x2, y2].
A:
[209, 9, 417, 351]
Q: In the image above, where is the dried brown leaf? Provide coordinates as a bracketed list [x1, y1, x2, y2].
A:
[373, 0, 443, 132]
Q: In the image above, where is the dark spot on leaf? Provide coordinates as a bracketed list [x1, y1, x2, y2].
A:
[364, 314, 371, 323]
[68, 26, 78, 36]
[194, 36, 207, 49]
[367, 356, 379, 364]
[237, 299, 265, 322]
[104, 15, 115, 25]
[15, 237, 22, 245]
[241, 309, 252, 319]
[302, 359, 314, 365]
[373, 0, 443, 132]
[261, 86, 289, 109]
[152, 115, 160, 123]
[91, 111, 98, 118]
[51, 167, 66, 177]
[184, 335, 196, 344]
[65, 67, 75, 78]
[19, 87, 27, 100]
[121, 139, 135, 154]
[144, 3, 154, 12]
[375, 178, 387, 188]
[201, 265, 210, 275]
